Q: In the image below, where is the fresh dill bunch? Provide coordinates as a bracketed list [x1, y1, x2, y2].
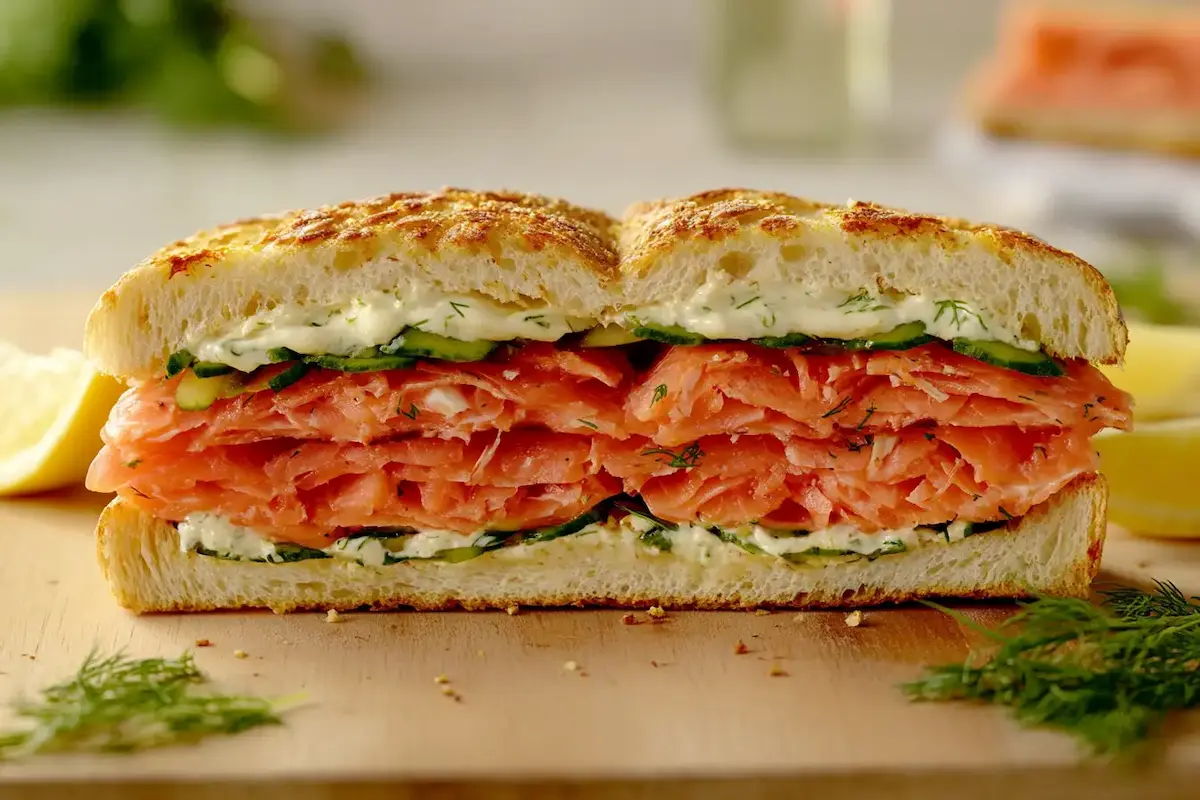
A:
[0, 650, 297, 759]
[903, 582, 1200, 755]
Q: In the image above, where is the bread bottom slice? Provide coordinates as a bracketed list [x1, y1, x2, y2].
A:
[96, 475, 1106, 614]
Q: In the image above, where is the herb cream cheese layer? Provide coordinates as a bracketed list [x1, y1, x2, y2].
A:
[621, 278, 1037, 349]
[191, 289, 592, 373]
[177, 513, 977, 568]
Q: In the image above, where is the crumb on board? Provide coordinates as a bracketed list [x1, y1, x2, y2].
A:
[234, 650, 248, 660]
[476, 650, 485, 657]
[754, 609, 772, 616]
[621, 613, 640, 626]
[506, 605, 521, 616]
[440, 686, 462, 702]
[647, 606, 667, 620]
[563, 660, 580, 672]
[844, 610, 865, 628]
[769, 663, 788, 677]
[195, 639, 213, 648]
[434, 675, 451, 685]
[734, 640, 750, 655]
[650, 660, 660, 668]
[325, 609, 343, 623]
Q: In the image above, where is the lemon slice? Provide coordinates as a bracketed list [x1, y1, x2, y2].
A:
[1100, 322, 1200, 422]
[0, 342, 126, 497]
[1096, 418, 1200, 537]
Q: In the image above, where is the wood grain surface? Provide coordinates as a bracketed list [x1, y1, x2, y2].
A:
[0, 293, 1198, 800]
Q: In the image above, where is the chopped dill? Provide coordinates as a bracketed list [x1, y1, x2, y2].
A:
[998, 506, 1014, 520]
[822, 396, 853, 418]
[448, 301, 469, 318]
[856, 402, 877, 431]
[576, 418, 599, 430]
[838, 289, 886, 312]
[735, 296, 761, 310]
[923, 432, 936, 442]
[651, 384, 668, 407]
[399, 403, 420, 421]
[0, 650, 298, 759]
[933, 299, 988, 331]
[641, 442, 704, 469]
[904, 581, 1200, 755]
[524, 314, 550, 329]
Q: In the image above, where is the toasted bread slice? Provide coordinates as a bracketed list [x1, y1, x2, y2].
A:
[96, 476, 1105, 614]
[85, 189, 620, 381]
[617, 190, 1126, 365]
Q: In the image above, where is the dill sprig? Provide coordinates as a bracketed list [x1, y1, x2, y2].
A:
[903, 582, 1200, 755]
[0, 650, 298, 759]
[641, 442, 704, 469]
[933, 299, 988, 331]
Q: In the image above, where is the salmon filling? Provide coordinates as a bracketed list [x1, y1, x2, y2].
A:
[88, 341, 1132, 550]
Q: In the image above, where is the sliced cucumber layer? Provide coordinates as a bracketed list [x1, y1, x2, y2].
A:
[382, 329, 497, 361]
[630, 323, 706, 346]
[951, 338, 1065, 377]
[579, 325, 646, 348]
[839, 321, 934, 351]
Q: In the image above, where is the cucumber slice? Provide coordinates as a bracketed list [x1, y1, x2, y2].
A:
[267, 347, 301, 363]
[192, 361, 235, 378]
[952, 339, 1065, 377]
[630, 324, 706, 346]
[309, 349, 415, 373]
[840, 321, 933, 351]
[175, 371, 241, 411]
[579, 325, 645, 348]
[522, 505, 609, 544]
[166, 350, 195, 378]
[381, 329, 496, 362]
[267, 362, 311, 392]
[752, 333, 810, 348]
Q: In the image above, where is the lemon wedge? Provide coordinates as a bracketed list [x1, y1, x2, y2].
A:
[1100, 322, 1200, 421]
[0, 342, 125, 497]
[1095, 419, 1200, 538]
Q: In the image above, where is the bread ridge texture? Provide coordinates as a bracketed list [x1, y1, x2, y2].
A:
[96, 475, 1106, 615]
[85, 188, 1127, 381]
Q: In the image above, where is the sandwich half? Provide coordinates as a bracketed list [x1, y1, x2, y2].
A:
[85, 188, 1132, 613]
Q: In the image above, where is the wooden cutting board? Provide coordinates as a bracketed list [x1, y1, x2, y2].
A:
[1, 293, 1198, 800]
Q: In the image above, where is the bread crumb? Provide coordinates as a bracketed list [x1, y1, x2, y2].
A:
[563, 660, 580, 672]
[647, 606, 667, 619]
[734, 640, 750, 655]
[195, 639, 213, 647]
[506, 605, 520, 616]
[754, 609, 772, 616]
[844, 610, 864, 628]
[476, 650, 485, 657]
[650, 660, 660, 668]
[769, 663, 788, 677]
[234, 650, 248, 660]
[434, 675, 451, 685]
[620, 613, 640, 626]
[325, 609, 342, 624]
[440, 686, 462, 702]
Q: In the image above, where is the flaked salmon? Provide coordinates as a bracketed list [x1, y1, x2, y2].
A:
[88, 341, 1133, 543]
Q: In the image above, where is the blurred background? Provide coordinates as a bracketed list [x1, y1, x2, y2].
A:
[1, 0, 1198, 324]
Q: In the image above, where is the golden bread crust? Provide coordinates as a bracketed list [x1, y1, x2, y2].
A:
[123, 187, 619, 286]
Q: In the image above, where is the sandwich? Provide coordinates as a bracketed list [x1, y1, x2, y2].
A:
[967, 1, 1200, 159]
[84, 188, 1133, 613]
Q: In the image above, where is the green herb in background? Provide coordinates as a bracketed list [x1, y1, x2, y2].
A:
[904, 581, 1200, 755]
[0, 650, 299, 759]
[0, 0, 366, 133]
[1105, 258, 1200, 327]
